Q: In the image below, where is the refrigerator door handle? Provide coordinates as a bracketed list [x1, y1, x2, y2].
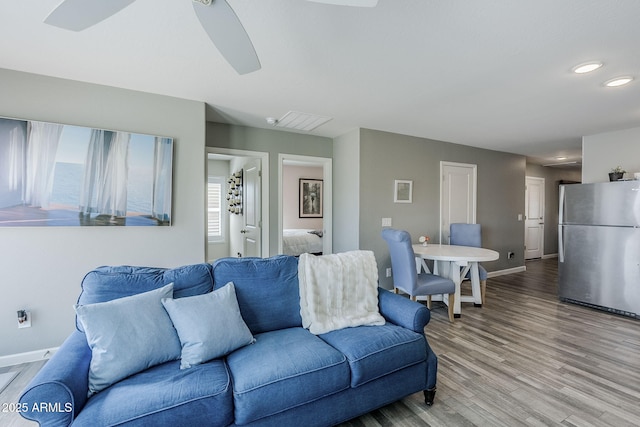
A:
[559, 185, 565, 224]
[558, 225, 564, 263]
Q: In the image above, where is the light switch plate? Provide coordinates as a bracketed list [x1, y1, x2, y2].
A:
[382, 218, 392, 227]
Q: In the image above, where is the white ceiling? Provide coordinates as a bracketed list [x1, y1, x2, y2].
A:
[2, 0, 640, 166]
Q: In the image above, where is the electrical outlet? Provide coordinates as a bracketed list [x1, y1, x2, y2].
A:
[386, 268, 392, 277]
[508, 251, 515, 260]
[18, 310, 31, 328]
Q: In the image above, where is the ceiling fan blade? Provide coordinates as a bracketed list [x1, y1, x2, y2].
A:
[44, 0, 137, 31]
[192, 0, 261, 75]
[306, 0, 378, 6]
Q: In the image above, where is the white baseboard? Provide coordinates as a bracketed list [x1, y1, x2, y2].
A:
[0, 347, 58, 368]
[542, 253, 558, 259]
[487, 265, 527, 278]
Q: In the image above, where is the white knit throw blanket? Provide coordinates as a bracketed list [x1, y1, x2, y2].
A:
[298, 250, 385, 335]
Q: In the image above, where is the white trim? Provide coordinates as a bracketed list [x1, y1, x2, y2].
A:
[206, 148, 269, 257]
[542, 253, 558, 259]
[0, 347, 58, 368]
[487, 266, 527, 278]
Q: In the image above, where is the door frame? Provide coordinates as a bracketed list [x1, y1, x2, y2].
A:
[206, 147, 269, 259]
[278, 154, 332, 255]
[439, 161, 477, 243]
[525, 176, 545, 259]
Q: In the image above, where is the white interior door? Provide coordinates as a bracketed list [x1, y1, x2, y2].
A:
[440, 162, 477, 243]
[525, 176, 544, 259]
[242, 159, 261, 258]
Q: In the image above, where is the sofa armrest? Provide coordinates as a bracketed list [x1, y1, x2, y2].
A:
[19, 330, 91, 427]
[378, 288, 431, 333]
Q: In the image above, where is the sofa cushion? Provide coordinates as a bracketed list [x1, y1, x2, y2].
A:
[75, 283, 182, 395]
[320, 323, 427, 387]
[71, 360, 233, 427]
[161, 282, 255, 369]
[227, 327, 350, 424]
[76, 263, 214, 332]
[212, 256, 302, 334]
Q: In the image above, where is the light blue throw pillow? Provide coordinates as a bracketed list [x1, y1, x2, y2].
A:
[161, 282, 255, 369]
[74, 283, 182, 395]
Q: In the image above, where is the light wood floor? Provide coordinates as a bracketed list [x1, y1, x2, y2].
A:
[2, 259, 639, 426]
[339, 258, 640, 426]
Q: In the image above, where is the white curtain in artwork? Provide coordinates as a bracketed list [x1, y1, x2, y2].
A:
[79, 130, 130, 216]
[152, 137, 172, 223]
[24, 121, 64, 208]
[0, 119, 27, 209]
[100, 131, 130, 216]
[8, 124, 26, 192]
[79, 130, 109, 215]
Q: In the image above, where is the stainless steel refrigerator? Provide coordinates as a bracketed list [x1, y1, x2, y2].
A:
[558, 181, 640, 317]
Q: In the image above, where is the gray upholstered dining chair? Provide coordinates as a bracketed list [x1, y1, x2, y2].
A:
[449, 223, 488, 305]
[382, 228, 455, 322]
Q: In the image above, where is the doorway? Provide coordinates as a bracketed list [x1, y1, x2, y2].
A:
[278, 154, 332, 255]
[525, 176, 545, 259]
[206, 148, 269, 261]
[440, 161, 477, 243]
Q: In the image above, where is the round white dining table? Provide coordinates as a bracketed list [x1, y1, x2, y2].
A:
[412, 244, 499, 317]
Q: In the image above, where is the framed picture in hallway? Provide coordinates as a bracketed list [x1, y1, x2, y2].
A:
[299, 179, 323, 218]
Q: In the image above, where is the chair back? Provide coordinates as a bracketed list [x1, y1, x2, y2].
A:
[450, 223, 482, 247]
[381, 228, 417, 295]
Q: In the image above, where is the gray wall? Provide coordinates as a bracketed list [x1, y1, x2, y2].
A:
[525, 164, 582, 256]
[0, 68, 206, 357]
[582, 126, 640, 183]
[332, 129, 360, 253]
[206, 123, 333, 256]
[355, 129, 526, 290]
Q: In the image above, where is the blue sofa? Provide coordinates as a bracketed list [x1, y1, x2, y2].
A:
[20, 255, 439, 426]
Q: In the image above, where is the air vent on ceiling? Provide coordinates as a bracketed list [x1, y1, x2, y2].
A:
[275, 111, 332, 132]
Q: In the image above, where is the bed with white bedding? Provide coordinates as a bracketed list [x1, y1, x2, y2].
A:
[283, 229, 323, 256]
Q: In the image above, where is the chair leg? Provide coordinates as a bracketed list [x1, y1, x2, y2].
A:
[481, 280, 487, 305]
[426, 295, 432, 309]
[447, 294, 455, 322]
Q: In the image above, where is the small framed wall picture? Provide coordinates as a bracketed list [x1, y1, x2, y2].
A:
[394, 180, 413, 203]
[299, 179, 323, 218]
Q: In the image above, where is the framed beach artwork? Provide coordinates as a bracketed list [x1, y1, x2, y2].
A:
[299, 179, 323, 218]
[0, 116, 173, 227]
[394, 180, 413, 203]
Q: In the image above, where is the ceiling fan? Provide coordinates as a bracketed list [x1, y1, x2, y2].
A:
[43, 0, 379, 75]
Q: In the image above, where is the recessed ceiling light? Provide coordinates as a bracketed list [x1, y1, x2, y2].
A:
[604, 76, 634, 87]
[555, 156, 568, 161]
[572, 61, 603, 74]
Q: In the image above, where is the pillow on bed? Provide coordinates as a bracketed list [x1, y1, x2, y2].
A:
[161, 282, 255, 369]
[74, 283, 182, 395]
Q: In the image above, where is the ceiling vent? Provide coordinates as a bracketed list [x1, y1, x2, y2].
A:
[275, 111, 332, 132]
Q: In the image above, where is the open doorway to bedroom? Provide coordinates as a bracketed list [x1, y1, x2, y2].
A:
[279, 154, 332, 256]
